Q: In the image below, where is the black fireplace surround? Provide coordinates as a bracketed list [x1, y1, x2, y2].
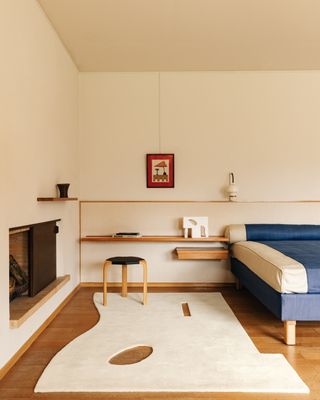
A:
[9, 220, 60, 300]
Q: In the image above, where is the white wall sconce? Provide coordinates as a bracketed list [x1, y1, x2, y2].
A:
[226, 172, 239, 202]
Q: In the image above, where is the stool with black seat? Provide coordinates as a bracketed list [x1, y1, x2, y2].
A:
[102, 256, 148, 306]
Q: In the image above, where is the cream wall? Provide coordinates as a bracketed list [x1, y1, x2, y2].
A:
[79, 71, 320, 201]
[79, 71, 320, 284]
[0, 1, 79, 369]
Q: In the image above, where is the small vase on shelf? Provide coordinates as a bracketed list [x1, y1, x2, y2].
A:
[57, 183, 70, 198]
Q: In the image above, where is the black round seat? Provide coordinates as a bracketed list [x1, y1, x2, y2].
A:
[107, 256, 144, 265]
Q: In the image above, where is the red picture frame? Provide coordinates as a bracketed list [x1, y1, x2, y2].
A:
[146, 154, 174, 188]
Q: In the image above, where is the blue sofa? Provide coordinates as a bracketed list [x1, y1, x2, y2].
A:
[227, 224, 320, 345]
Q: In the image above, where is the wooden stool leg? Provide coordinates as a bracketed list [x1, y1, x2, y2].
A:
[103, 261, 112, 306]
[140, 259, 148, 305]
[122, 265, 128, 297]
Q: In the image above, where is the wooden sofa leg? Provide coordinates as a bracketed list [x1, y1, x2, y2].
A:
[284, 320, 296, 345]
[235, 277, 242, 290]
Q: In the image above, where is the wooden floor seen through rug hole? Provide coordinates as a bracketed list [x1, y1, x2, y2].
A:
[109, 346, 153, 365]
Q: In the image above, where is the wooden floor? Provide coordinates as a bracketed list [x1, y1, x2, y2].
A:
[1, 286, 320, 400]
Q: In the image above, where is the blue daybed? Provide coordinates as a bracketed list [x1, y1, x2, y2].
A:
[226, 224, 320, 345]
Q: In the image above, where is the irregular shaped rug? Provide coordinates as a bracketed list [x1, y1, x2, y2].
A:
[35, 293, 309, 393]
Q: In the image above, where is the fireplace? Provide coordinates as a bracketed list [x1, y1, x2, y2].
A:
[9, 220, 60, 301]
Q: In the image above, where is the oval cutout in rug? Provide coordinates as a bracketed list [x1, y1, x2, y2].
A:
[109, 345, 153, 365]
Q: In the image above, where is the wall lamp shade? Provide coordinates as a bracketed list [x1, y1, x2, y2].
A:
[226, 172, 239, 201]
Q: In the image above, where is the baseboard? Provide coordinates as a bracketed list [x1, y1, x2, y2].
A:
[80, 282, 234, 289]
[0, 283, 81, 381]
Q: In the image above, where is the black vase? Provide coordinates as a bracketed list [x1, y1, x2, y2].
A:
[57, 183, 70, 198]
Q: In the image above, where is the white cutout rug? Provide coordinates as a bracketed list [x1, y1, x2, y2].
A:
[35, 293, 309, 393]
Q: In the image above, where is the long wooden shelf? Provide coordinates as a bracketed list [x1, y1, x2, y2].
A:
[81, 235, 229, 243]
[37, 197, 78, 202]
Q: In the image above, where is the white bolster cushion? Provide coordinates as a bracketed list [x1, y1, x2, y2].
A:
[232, 241, 308, 293]
[225, 224, 247, 244]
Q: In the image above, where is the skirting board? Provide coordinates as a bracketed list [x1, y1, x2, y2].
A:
[80, 282, 234, 289]
[0, 284, 81, 381]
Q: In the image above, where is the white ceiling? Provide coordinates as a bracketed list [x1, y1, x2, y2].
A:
[38, 0, 320, 72]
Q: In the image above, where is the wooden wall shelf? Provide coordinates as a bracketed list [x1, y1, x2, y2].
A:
[81, 235, 229, 243]
[37, 197, 78, 202]
[175, 247, 229, 260]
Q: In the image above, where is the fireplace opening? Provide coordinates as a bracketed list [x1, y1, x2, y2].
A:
[9, 228, 29, 301]
[9, 220, 60, 302]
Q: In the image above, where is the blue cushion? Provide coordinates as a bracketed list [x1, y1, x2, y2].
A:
[246, 224, 320, 241]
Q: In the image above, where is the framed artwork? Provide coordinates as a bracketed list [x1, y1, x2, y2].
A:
[146, 154, 174, 188]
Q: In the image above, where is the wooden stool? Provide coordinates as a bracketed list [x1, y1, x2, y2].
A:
[102, 256, 148, 306]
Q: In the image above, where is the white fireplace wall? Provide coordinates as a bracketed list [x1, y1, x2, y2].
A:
[0, 0, 79, 369]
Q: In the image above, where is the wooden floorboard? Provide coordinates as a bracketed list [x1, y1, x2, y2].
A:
[0, 286, 319, 399]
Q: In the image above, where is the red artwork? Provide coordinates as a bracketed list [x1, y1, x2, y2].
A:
[146, 154, 174, 188]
